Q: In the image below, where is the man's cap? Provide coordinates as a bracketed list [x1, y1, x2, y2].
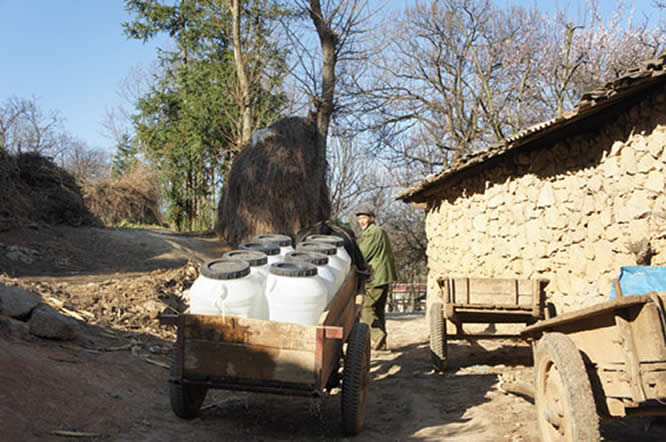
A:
[355, 203, 375, 217]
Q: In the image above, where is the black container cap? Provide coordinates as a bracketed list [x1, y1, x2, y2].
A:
[254, 233, 292, 247]
[239, 241, 280, 256]
[201, 258, 250, 280]
[285, 250, 329, 266]
[223, 250, 268, 267]
[296, 241, 336, 256]
[269, 261, 318, 277]
[305, 234, 344, 247]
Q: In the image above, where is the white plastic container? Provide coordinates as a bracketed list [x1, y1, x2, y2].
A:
[254, 233, 294, 256]
[285, 250, 337, 304]
[265, 262, 328, 326]
[305, 234, 352, 274]
[296, 241, 347, 293]
[239, 241, 282, 265]
[223, 249, 270, 282]
[189, 258, 267, 319]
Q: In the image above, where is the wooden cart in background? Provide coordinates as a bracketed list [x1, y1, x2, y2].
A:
[522, 283, 666, 441]
[429, 276, 548, 370]
[159, 267, 369, 435]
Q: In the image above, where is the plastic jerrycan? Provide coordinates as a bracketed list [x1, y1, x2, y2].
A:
[295, 241, 346, 293]
[239, 241, 282, 265]
[265, 261, 328, 325]
[254, 233, 294, 256]
[305, 233, 352, 273]
[189, 258, 266, 319]
[285, 250, 337, 303]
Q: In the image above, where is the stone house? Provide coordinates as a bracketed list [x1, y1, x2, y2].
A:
[397, 53, 666, 314]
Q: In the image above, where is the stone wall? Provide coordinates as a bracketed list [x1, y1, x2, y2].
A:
[425, 87, 666, 313]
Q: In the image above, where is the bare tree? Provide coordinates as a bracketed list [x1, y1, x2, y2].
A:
[365, 0, 662, 179]
[62, 138, 110, 183]
[222, 0, 289, 149]
[0, 96, 66, 159]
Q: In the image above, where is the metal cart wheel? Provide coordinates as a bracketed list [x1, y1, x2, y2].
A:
[341, 321, 371, 435]
[169, 353, 208, 419]
[535, 332, 599, 442]
[429, 302, 447, 371]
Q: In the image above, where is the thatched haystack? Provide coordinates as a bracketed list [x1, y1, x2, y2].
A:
[0, 151, 99, 227]
[83, 165, 161, 226]
[216, 116, 331, 246]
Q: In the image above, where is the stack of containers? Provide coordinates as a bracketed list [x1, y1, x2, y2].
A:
[266, 261, 328, 325]
[239, 241, 282, 265]
[296, 241, 347, 293]
[189, 258, 267, 319]
[285, 250, 337, 304]
[254, 233, 294, 256]
[305, 234, 352, 274]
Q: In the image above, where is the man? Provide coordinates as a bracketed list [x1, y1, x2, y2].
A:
[356, 203, 398, 351]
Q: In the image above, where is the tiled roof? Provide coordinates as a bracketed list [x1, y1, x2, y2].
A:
[397, 51, 666, 203]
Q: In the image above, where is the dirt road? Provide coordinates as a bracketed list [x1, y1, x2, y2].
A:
[1, 225, 665, 440]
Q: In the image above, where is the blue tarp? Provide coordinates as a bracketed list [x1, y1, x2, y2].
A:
[610, 266, 666, 300]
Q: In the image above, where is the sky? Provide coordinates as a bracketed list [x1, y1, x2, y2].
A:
[0, 1, 663, 154]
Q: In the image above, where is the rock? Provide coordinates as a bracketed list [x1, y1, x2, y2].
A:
[645, 170, 664, 193]
[536, 182, 555, 208]
[620, 148, 637, 175]
[0, 314, 30, 339]
[0, 283, 42, 319]
[28, 304, 77, 340]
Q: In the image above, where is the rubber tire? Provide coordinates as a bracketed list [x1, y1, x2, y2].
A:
[169, 353, 208, 419]
[341, 322, 371, 435]
[535, 332, 600, 442]
[429, 302, 447, 371]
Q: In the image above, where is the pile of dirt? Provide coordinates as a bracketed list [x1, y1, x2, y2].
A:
[83, 165, 162, 226]
[0, 150, 99, 228]
[0, 261, 198, 342]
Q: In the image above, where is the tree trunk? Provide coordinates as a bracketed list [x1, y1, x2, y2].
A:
[229, 0, 253, 147]
[308, 0, 336, 160]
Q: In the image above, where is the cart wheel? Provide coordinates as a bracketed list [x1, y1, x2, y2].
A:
[429, 302, 447, 371]
[169, 353, 208, 419]
[341, 322, 371, 435]
[535, 333, 599, 442]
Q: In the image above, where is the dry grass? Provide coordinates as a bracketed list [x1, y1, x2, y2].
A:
[83, 165, 161, 227]
[0, 150, 98, 226]
[216, 117, 331, 246]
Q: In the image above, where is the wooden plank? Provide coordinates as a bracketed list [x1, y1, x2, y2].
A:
[514, 280, 519, 306]
[614, 312, 647, 403]
[631, 301, 666, 362]
[523, 294, 657, 336]
[184, 339, 316, 385]
[183, 314, 317, 350]
[319, 269, 358, 326]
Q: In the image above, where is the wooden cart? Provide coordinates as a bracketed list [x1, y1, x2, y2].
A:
[429, 276, 548, 370]
[522, 285, 666, 441]
[159, 267, 369, 435]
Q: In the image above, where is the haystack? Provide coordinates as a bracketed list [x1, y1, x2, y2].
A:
[0, 150, 99, 227]
[83, 165, 161, 226]
[216, 116, 331, 246]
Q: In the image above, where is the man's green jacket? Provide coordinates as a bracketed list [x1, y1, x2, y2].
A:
[359, 222, 399, 288]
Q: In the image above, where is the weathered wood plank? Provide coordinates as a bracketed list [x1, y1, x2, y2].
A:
[184, 339, 316, 384]
[183, 314, 317, 350]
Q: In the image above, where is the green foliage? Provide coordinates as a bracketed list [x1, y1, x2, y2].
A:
[124, 0, 287, 232]
[111, 134, 139, 176]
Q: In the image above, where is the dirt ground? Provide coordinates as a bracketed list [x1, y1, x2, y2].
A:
[1, 225, 665, 441]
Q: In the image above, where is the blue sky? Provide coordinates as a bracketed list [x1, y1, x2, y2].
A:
[1, 1, 663, 154]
